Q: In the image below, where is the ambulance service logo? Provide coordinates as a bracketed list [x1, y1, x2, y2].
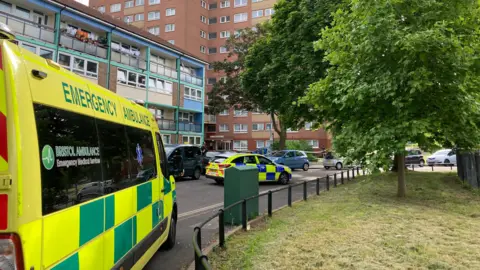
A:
[42, 144, 55, 170]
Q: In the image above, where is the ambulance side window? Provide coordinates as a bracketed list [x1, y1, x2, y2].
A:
[125, 126, 157, 182]
[156, 133, 169, 178]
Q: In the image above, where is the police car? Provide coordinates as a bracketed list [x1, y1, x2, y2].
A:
[205, 153, 292, 185]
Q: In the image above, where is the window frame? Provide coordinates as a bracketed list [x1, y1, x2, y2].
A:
[58, 52, 98, 78]
[219, 124, 229, 132]
[117, 68, 146, 88]
[252, 123, 264, 131]
[234, 12, 248, 23]
[233, 140, 248, 151]
[125, 0, 134, 8]
[220, 1, 230, 8]
[234, 124, 248, 133]
[110, 3, 121, 12]
[148, 11, 160, 21]
[165, 24, 175, 32]
[234, 0, 247, 7]
[166, 8, 176, 16]
[184, 86, 202, 101]
[252, 9, 263, 18]
[135, 13, 145, 21]
[220, 31, 231, 39]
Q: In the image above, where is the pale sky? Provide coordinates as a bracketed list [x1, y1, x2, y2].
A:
[76, 0, 89, 5]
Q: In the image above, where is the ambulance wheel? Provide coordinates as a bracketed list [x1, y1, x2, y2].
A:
[163, 213, 177, 250]
[215, 179, 224, 185]
[278, 172, 289, 185]
[193, 167, 201, 180]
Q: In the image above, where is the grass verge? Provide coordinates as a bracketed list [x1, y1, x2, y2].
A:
[209, 172, 480, 270]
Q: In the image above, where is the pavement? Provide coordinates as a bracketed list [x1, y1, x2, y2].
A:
[144, 164, 344, 270]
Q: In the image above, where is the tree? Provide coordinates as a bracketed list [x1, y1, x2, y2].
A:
[241, 0, 342, 149]
[302, 0, 480, 197]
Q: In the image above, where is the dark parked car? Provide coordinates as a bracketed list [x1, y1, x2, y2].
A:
[405, 149, 425, 167]
[165, 144, 203, 179]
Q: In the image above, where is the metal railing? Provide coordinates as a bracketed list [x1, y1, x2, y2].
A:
[59, 33, 108, 59]
[179, 122, 202, 133]
[181, 72, 203, 86]
[193, 167, 366, 269]
[111, 50, 147, 69]
[150, 61, 177, 79]
[157, 119, 176, 131]
[0, 11, 55, 43]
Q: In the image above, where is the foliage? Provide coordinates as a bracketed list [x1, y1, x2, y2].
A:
[302, 0, 480, 176]
[241, 0, 342, 149]
[271, 140, 313, 152]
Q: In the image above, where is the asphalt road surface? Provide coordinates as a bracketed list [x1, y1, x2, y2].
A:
[145, 165, 351, 270]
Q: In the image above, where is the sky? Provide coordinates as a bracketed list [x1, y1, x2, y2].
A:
[76, 0, 89, 5]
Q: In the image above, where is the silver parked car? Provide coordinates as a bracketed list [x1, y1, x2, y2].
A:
[323, 152, 344, 170]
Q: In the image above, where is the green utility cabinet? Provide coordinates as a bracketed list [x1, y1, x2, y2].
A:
[224, 166, 259, 225]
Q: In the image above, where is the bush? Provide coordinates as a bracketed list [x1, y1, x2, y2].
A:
[270, 140, 313, 152]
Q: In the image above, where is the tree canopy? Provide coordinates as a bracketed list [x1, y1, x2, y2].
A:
[302, 0, 480, 196]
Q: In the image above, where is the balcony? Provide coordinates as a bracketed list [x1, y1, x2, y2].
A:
[111, 50, 147, 69]
[0, 11, 55, 44]
[59, 32, 108, 59]
[179, 121, 202, 133]
[205, 114, 216, 124]
[150, 60, 177, 79]
[181, 72, 203, 87]
[157, 119, 176, 131]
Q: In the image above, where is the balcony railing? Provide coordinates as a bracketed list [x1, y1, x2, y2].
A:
[181, 72, 203, 87]
[179, 121, 202, 133]
[205, 114, 216, 124]
[0, 11, 55, 44]
[111, 50, 147, 70]
[157, 119, 176, 131]
[59, 33, 108, 59]
[150, 61, 177, 79]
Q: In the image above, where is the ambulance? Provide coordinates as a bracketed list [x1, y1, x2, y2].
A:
[0, 23, 177, 270]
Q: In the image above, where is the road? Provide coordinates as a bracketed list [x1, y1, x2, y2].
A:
[145, 165, 351, 269]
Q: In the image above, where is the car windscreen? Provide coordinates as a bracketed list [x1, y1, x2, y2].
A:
[434, 150, 450, 155]
[212, 156, 229, 163]
[270, 151, 286, 157]
[165, 147, 175, 156]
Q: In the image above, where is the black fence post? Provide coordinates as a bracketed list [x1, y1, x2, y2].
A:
[334, 173, 337, 187]
[347, 170, 350, 181]
[451, 164, 453, 171]
[288, 185, 292, 207]
[268, 191, 272, 217]
[412, 164, 414, 171]
[194, 227, 202, 269]
[218, 209, 225, 248]
[242, 199, 247, 230]
[431, 165, 434, 171]
[357, 167, 360, 175]
[352, 168, 355, 179]
[341, 171, 344, 184]
[363, 168, 366, 176]
[316, 177, 320, 195]
[326, 175, 330, 191]
[303, 181, 307, 201]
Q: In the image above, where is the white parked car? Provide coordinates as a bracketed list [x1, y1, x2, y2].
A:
[323, 152, 344, 170]
[427, 149, 457, 166]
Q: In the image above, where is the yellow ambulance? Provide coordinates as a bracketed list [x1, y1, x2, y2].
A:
[0, 23, 177, 270]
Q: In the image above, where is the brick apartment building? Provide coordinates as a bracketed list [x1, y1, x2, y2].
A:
[88, 0, 331, 151]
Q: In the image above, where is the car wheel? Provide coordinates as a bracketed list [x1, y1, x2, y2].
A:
[444, 159, 450, 166]
[163, 214, 176, 250]
[192, 167, 201, 180]
[419, 160, 425, 167]
[278, 172, 289, 185]
[335, 162, 343, 170]
[324, 166, 330, 170]
[303, 163, 309, 171]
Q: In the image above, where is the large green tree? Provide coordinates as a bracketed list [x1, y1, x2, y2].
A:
[241, 0, 341, 149]
[303, 0, 480, 197]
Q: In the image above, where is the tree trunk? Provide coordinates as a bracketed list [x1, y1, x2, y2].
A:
[278, 129, 287, 150]
[396, 153, 406, 197]
[270, 113, 288, 150]
[391, 154, 399, 172]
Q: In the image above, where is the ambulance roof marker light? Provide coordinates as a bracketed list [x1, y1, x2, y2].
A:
[0, 22, 15, 40]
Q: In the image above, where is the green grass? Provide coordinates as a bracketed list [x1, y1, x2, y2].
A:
[209, 172, 480, 270]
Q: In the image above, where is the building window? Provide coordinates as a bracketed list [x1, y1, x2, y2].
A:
[168, 40, 175, 44]
[124, 15, 133, 23]
[98, 6, 105, 12]
[234, 109, 248, 117]
[58, 53, 98, 78]
[252, 123, 264, 131]
[179, 112, 194, 122]
[162, 134, 171, 144]
[19, 42, 53, 60]
[256, 141, 265, 149]
[183, 136, 202, 145]
[208, 78, 216, 85]
[201, 1, 207, 8]
[209, 17, 217, 24]
[201, 15, 207, 23]
[265, 8, 274, 16]
[266, 140, 272, 147]
[165, 24, 175, 32]
[149, 108, 164, 119]
[110, 3, 121, 12]
[135, 0, 144, 6]
[234, 13, 248, 23]
[148, 11, 160, 20]
[135, 13, 144, 21]
[252, 0, 263, 2]
[200, 46, 206, 54]
[305, 122, 312, 130]
[234, 0, 247, 7]
[220, 46, 228, 53]
[219, 124, 229, 132]
[252, 10, 263, 18]
[266, 123, 272, 130]
[287, 128, 298, 133]
[125, 1, 134, 8]
[166, 8, 176, 16]
[117, 68, 146, 88]
[208, 47, 217, 54]
[148, 27, 160, 35]
[200, 30, 206, 38]
[220, 31, 231, 38]
[219, 110, 229, 115]
[148, 77, 173, 94]
[149, 0, 160, 4]
[208, 32, 217, 40]
[308, 140, 319, 148]
[184, 87, 202, 101]
[233, 140, 248, 151]
[234, 124, 248, 133]
[220, 1, 230, 8]
[220, 16, 230, 23]
[209, 3, 217, 9]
